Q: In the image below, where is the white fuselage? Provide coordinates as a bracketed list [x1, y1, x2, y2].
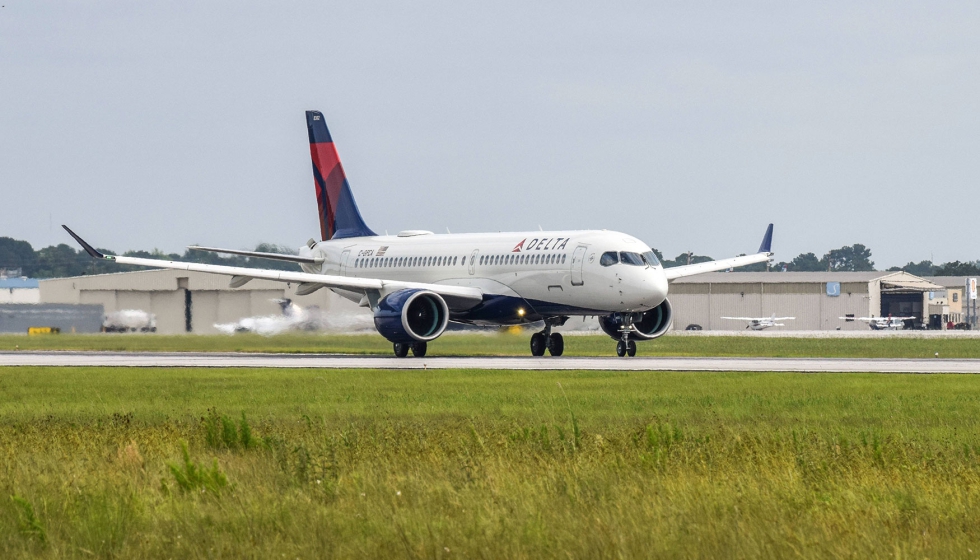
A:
[300, 229, 668, 321]
[747, 320, 781, 330]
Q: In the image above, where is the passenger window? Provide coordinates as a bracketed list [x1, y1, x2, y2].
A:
[561, 254, 566, 264]
[600, 252, 619, 266]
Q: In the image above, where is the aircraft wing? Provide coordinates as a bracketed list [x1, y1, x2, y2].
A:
[773, 317, 795, 321]
[664, 224, 773, 281]
[721, 317, 758, 321]
[63, 226, 484, 310]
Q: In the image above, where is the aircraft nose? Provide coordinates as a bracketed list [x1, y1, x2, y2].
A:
[641, 269, 669, 307]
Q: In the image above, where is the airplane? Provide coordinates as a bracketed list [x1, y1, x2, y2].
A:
[721, 314, 795, 330]
[839, 315, 915, 330]
[63, 110, 775, 358]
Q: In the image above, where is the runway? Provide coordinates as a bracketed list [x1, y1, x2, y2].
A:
[1, 352, 979, 373]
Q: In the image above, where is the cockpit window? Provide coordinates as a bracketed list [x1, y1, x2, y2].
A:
[599, 252, 619, 266]
[619, 252, 645, 266]
[641, 251, 660, 267]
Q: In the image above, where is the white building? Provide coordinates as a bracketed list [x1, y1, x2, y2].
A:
[0, 278, 40, 304]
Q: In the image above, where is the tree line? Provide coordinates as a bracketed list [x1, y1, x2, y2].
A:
[652, 243, 980, 275]
[2, 235, 978, 279]
[0, 237, 299, 279]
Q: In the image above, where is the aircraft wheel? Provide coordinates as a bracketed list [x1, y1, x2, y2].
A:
[530, 333, 547, 356]
[626, 340, 636, 357]
[548, 333, 564, 356]
[393, 343, 409, 358]
[616, 340, 627, 357]
[411, 341, 427, 357]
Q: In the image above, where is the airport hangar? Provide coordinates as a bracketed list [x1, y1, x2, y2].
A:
[669, 271, 968, 331]
[39, 269, 367, 334]
[35, 269, 970, 334]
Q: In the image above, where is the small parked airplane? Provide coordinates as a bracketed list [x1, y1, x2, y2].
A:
[721, 314, 795, 330]
[214, 299, 319, 335]
[839, 315, 915, 330]
[64, 110, 775, 357]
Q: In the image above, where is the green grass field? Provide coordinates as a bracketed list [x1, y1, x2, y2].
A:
[3, 366, 980, 558]
[2, 331, 979, 358]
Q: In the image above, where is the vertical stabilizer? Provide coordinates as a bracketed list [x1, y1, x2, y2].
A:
[306, 111, 376, 240]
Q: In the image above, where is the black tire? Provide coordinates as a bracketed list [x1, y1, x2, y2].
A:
[411, 341, 427, 357]
[616, 340, 627, 357]
[393, 343, 409, 357]
[530, 333, 547, 356]
[548, 333, 564, 356]
[627, 340, 636, 357]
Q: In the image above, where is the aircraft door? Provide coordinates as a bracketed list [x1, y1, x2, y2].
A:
[340, 250, 351, 276]
[468, 250, 479, 275]
[571, 245, 587, 286]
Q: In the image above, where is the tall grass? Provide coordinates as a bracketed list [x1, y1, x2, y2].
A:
[2, 367, 980, 557]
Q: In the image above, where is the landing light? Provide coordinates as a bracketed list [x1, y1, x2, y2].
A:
[517, 308, 525, 317]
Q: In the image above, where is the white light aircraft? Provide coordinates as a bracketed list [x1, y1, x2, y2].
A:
[64, 110, 776, 357]
[214, 299, 318, 335]
[721, 314, 795, 330]
[839, 315, 914, 331]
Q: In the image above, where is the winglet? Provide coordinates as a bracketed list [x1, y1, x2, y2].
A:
[757, 223, 774, 254]
[62, 225, 109, 259]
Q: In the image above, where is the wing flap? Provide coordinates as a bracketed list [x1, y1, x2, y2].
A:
[188, 245, 322, 265]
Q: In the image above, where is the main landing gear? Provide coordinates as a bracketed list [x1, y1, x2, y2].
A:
[530, 317, 566, 357]
[393, 341, 427, 358]
[615, 339, 637, 357]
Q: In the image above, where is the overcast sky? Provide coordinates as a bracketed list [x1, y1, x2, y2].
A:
[1, 1, 978, 268]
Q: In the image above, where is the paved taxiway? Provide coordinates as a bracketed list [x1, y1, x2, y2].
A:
[1, 352, 979, 373]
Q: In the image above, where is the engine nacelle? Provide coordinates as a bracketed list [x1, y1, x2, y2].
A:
[599, 299, 673, 341]
[373, 289, 450, 344]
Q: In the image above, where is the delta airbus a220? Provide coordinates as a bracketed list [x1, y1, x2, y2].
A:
[64, 110, 775, 357]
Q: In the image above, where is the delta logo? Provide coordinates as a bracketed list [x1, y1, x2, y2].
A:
[512, 237, 570, 253]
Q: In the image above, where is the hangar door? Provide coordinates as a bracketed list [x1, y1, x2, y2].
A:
[880, 292, 922, 320]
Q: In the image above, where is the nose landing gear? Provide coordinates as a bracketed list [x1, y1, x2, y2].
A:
[530, 317, 567, 356]
[616, 313, 638, 357]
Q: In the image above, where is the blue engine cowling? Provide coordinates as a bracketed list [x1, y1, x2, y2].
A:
[599, 299, 673, 341]
[373, 289, 450, 344]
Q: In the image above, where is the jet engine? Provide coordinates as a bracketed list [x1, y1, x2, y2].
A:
[373, 289, 450, 344]
[599, 299, 673, 341]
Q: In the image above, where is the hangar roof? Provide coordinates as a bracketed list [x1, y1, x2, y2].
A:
[670, 270, 947, 293]
[670, 271, 885, 284]
[926, 276, 977, 289]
